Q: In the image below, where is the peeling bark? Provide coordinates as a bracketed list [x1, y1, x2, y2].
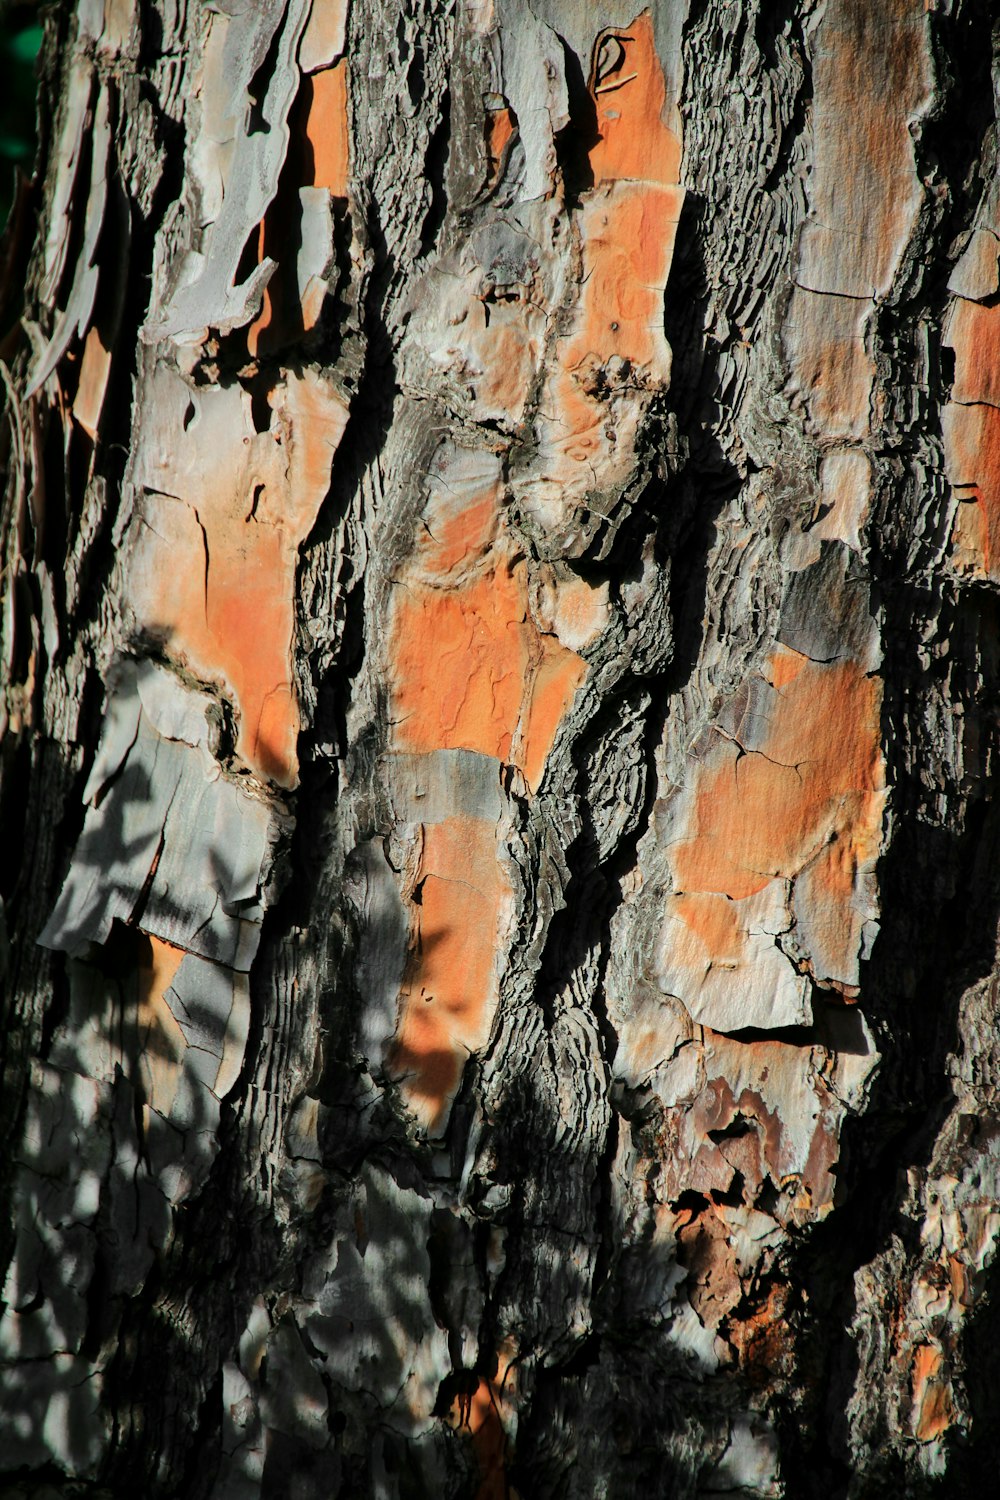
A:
[4, 1, 1000, 1495]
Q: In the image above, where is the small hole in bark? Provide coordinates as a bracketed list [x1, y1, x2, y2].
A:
[708, 1117, 753, 1143]
[940, 344, 955, 395]
[249, 381, 272, 434]
[407, 45, 426, 109]
[673, 1189, 710, 1222]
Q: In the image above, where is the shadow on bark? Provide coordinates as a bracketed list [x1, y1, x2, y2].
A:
[782, 598, 1000, 1498]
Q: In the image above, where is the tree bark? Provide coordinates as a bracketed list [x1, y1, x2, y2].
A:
[3, 0, 1000, 1494]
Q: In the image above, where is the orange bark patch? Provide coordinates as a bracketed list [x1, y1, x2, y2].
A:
[672, 652, 882, 902]
[520, 643, 587, 791]
[948, 1254, 971, 1308]
[948, 298, 1000, 407]
[521, 16, 681, 528]
[73, 324, 111, 440]
[911, 1343, 954, 1443]
[768, 648, 808, 691]
[448, 1356, 519, 1500]
[664, 649, 882, 996]
[477, 321, 548, 427]
[132, 370, 348, 786]
[527, 181, 679, 522]
[390, 566, 524, 766]
[419, 492, 499, 576]
[672, 891, 743, 960]
[303, 61, 350, 196]
[485, 103, 517, 180]
[411, 452, 504, 581]
[943, 299, 1000, 579]
[589, 11, 680, 188]
[390, 817, 510, 1130]
[572, 184, 680, 377]
[944, 403, 1000, 578]
[138, 932, 186, 1009]
[389, 556, 585, 792]
[201, 528, 296, 779]
[728, 1281, 794, 1390]
[216, 380, 342, 780]
[468, 1380, 506, 1500]
[135, 932, 187, 1119]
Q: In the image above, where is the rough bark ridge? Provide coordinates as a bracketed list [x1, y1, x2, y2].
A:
[2, 0, 1000, 1495]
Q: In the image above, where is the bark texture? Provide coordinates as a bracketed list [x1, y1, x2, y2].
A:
[3, 0, 1000, 1495]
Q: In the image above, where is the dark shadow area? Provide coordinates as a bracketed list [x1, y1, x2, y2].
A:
[778, 0, 1000, 1480]
[552, 36, 598, 208]
[790, 605, 1000, 1498]
[0, 4, 42, 231]
[0, 647, 282, 1492]
[936, 1243, 1000, 1491]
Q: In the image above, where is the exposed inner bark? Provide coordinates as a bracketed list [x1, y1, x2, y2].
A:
[3, 2, 1000, 1496]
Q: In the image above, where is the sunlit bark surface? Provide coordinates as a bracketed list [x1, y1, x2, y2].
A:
[3, 1, 1000, 1494]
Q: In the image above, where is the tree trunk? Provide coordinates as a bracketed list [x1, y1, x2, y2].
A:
[3, 0, 1000, 1494]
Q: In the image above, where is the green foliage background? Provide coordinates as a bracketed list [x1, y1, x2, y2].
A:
[0, 2, 43, 228]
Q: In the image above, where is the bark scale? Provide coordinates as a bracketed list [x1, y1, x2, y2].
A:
[2, 1, 1000, 1495]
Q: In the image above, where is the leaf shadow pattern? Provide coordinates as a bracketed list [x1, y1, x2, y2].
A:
[0, 649, 272, 1487]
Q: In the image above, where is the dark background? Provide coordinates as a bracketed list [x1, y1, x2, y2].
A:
[0, 1, 43, 229]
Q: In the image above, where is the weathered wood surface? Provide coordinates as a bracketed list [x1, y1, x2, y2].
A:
[2, 0, 1000, 1494]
